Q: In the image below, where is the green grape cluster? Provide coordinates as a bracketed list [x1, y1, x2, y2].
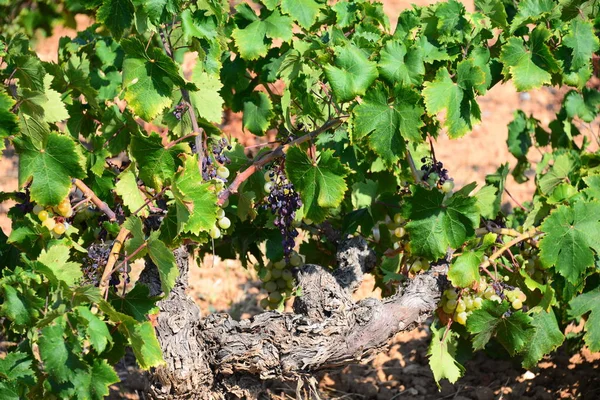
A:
[32, 198, 73, 237]
[256, 251, 302, 310]
[516, 245, 546, 283]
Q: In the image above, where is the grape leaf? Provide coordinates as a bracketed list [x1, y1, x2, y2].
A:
[510, 0, 556, 32]
[147, 232, 178, 295]
[37, 245, 82, 286]
[38, 318, 85, 382]
[42, 75, 69, 123]
[121, 38, 186, 121]
[538, 153, 576, 195]
[123, 216, 148, 261]
[428, 323, 465, 385]
[499, 27, 558, 91]
[11, 56, 45, 92]
[75, 307, 113, 354]
[569, 288, 600, 351]
[96, 0, 134, 40]
[129, 132, 187, 190]
[324, 45, 378, 102]
[404, 186, 480, 260]
[353, 83, 423, 165]
[0, 352, 34, 381]
[14, 133, 86, 206]
[232, 8, 293, 60]
[87, 360, 120, 400]
[583, 175, 600, 200]
[448, 251, 482, 288]
[539, 201, 600, 285]
[0, 285, 43, 327]
[507, 110, 533, 159]
[180, 8, 218, 41]
[522, 309, 565, 369]
[109, 284, 159, 322]
[467, 300, 534, 356]
[563, 18, 599, 70]
[190, 65, 224, 124]
[115, 165, 149, 217]
[172, 156, 218, 235]
[0, 91, 19, 151]
[351, 180, 378, 209]
[474, 185, 498, 220]
[564, 88, 600, 123]
[242, 92, 274, 135]
[378, 40, 424, 86]
[280, 0, 322, 29]
[474, 0, 507, 28]
[423, 67, 481, 138]
[286, 147, 348, 223]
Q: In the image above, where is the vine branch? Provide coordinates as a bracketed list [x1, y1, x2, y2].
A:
[479, 228, 541, 270]
[98, 227, 130, 297]
[217, 117, 346, 205]
[72, 179, 117, 222]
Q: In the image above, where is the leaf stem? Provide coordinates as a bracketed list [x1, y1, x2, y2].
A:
[475, 226, 522, 237]
[217, 117, 346, 205]
[480, 228, 540, 271]
[72, 179, 117, 221]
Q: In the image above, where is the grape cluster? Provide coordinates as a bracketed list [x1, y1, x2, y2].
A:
[33, 198, 73, 237]
[420, 157, 453, 191]
[440, 279, 527, 326]
[81, 242, 111, 286]
[263, 165, 302, 259]
[201, 138, 232, 182]
[256, 251, 302, 310]
[172, 102, 189, 120]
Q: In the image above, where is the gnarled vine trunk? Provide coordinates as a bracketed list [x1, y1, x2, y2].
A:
[139, 238, 446, 399]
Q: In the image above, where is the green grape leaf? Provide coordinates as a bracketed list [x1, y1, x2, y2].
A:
[232, 9, 293, 60]
[87, 360, 120, 400]
[97, 0, 134, 40]
[0, 352, 34, 381]
[129, 132, 187, 190]
[75, 306, 113, 354]
[190, 66, 224, 124]
[172, 156, 218, 235]
[569, 288, 600, 351]
[280, 0, 322, 29]
[563, 18, 599, 70]
[121, 38, 186, 121]
[324, 45, 378, 102]
[510, 0, 555, 32]
[147, 232, 178, 295]
[351, 180, 378, 209]
[474, 0, 507, 28]
[404, 186, 480, 260]
[123, 215, 148, 261]
[423, 68, 480, 138]
[428, 323, 465, 385]
[538, 153, 575, 195]
[0, 285, 43, 327]
[448, 251, 482, 288]
[14, 133, 86, 206]
[38, 318, 84, 382]
[0, 91, 19, 151]
[11, 56, 45, 91]
[522, 309, 565, 369]
[242, 92, 274, 135]
[539, 201, 600, 285]
[115, 165, 149, 217]
[109, 284, 159, 322]
[500, 27, 558, 91]
[37, 245, 82, 286]
[583, 175, 600, 200]
[564, 88, 600, 123]
[42, 75, 69, 123]
[507, 110, 534, 159]
[353, 84, 423, 165]
[286, 147, 348, 223]
[180, 9, 218, 41]
[378, 40, 424, 86]
[467, 300, 534, 355]
[474, 185, 498, 220]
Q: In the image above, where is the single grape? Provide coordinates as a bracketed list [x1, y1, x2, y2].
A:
[53, 223, 66, 235]
[64, 208, 73, 218]
[273, 260, 286, 270]
[216, 166, 230, 179]
[394, 227, 406, 238]
[42, 218, 56, 231]
[393, 213, 404, 224]
[282, 270, 293, 281]
[455, 311, 468, 326]
[259, 268, 272, 282]
[446, 299, 457, 310]
[512, 298, 523, 310]
[463, 296, 474, 310]
[57, 201, 71, 217]
[276, 279, 287, 290]
[260, 298, 270, 309]
[209, 225, 221, 239]
[264, 182, 273, 192]
[264, 281, 277, 293]
[222, 198, 230, 208]
[271, 268, 282, 280]
[38, 210, 49, 222]
[216, 208, 225, 219]
[289, 252, 302, 267]
[444, 289, 458, 299]
[218, 216, 231, 229]
[441, 180, 455, 193]
[455, 300, 466, 313]
[268, 291, 282, 303]
[473, 297, 483, 309]
[33, 204, 44, 215]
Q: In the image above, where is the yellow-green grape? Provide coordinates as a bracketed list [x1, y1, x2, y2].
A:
[441, 180, 454, 193]
[393, 213, 404, 224]
[473, 297, 483, 309]
[421, 260, 431, 271]
[517, 291, 527, 302]
[394, 227, 406, 238]
[442, 303, 455, 315]
[455, 300, 466, 313]
[512, 298, 523, 310]
[64, 208, 73, 218]
[57, 200, 71, 217]
[271, 268, 282, 280]
[53, 223, 66, 235]
[216, 208, 225, 219]
[259, 268, 272, 282]
[463, 296, 474, 310]
[445, 299, 457, 311]
[444, 289, 458, 300]
[290, 252, 302, 267]
[264, 281, 277, 292]
[489, 294, 502, 303]
[483, 287, 495, 299]
[276, 279, 287, 290]
[286, 280, 295, 290]
[478, 279, 488, 293]
[218, 216, 231, 229]
[264, 171, 274, 181]
[260, 298, 270, 309]
[264, 182, 273, 192]
[268, 292, 282, 303]
[274, 260, 286, 270]
[455, 311, 468, 326]
[216, 166, 230, 179]
[209, 225, 221, 239]
[282, 270, 293, 281]
[533, 270, 544, 281]
[33, 204, 44, 215]
[38, 210, 49, 222]
[42, 218, 56, 231]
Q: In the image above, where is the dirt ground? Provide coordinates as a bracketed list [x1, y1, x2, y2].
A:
[2, 1, 600, 399]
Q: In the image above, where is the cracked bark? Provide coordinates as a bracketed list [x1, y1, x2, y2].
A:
[141, 238, 446, 399]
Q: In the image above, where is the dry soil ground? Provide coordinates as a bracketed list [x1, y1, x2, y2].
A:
[1, 1, 600, 399]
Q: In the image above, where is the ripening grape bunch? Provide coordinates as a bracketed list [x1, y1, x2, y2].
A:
[256, 251, 303, 310]
[32, 197, 73, 237]
[201, 138, 232, 182]
[419, 157, 454, 192]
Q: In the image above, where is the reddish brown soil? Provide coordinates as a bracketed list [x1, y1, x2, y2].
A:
[2, 1, 599, 399]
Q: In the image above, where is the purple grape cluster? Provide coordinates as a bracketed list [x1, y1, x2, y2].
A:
[201, 138, 232, 181]
[172, 102, 189, 120]
[264, 166, 302, 259]
[81, 242, 111, 286]
[420, 157, 450, 184]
